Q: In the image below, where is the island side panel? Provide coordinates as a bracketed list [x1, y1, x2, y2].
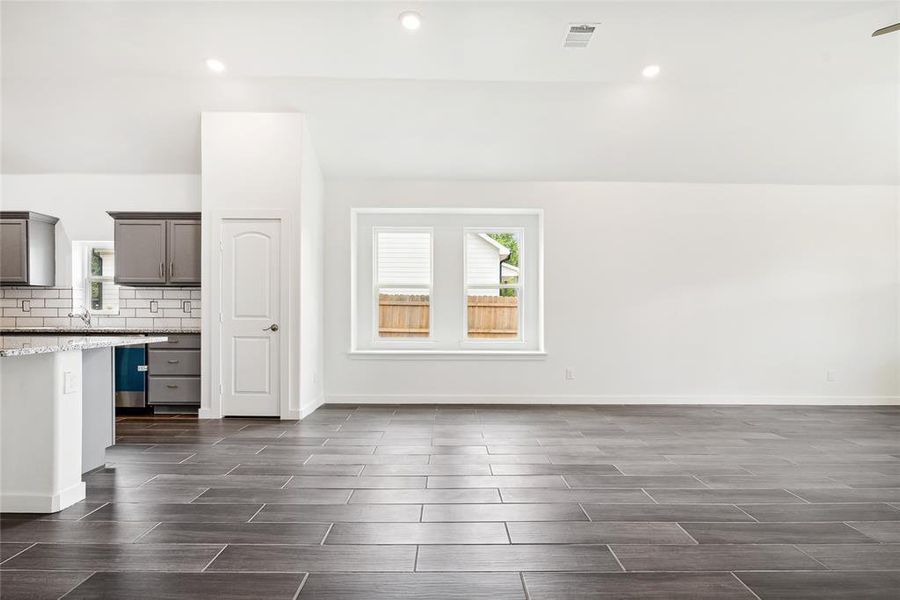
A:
[0, 350, 85, 512]
[82, 346, 115, 473]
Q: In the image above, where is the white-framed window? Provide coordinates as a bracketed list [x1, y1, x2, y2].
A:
[72, 241, 119, 315]
[351, 209, 544, 356]
[374, 227, 433, 342]
[464, 229, 524, 343]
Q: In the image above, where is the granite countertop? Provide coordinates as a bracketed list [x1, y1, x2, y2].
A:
[0, 335, 169, 357]
[0, 328, 200, 335]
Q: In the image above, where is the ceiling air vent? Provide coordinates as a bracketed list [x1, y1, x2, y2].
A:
[563, 23, 599, 48]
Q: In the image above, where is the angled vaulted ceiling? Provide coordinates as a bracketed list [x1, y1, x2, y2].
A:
[2, 1, 898, 183]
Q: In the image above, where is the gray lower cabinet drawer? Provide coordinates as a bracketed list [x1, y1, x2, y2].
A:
[149, 334, 200, 350]
[148, 377, 200, 405]
[148, 349, 200, 376]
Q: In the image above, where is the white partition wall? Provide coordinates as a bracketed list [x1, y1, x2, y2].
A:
[200, 112, 324, 419]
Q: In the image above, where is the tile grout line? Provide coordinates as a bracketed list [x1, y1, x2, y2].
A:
[606, 544, 627, 572]
[791, 543, 830, 570]
[672, 522, 700, 545]
[130, 521, 163, 543]
[782, 488, 812, 504]
[730, 572, 763, 599]
[57, 571, 96, 599]
[519, 571, 531, 599]
[199, 544, 228, 572]
[291, 572, 309, 600]
[247, 503, 267, 523]
[733, 505, 760, 523]
[641, 488, 659, 504]
[577, 502, 592, 522]
[320, 522, 335, 545]
[0, 542, 38, 565]
[75, 502, 110, 521]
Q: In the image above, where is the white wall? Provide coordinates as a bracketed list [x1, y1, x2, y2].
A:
[325, 180, 900, 405]
[298, 123, 325, 417]
[1, 174, 199, 286]
[200, 112, 324, 419]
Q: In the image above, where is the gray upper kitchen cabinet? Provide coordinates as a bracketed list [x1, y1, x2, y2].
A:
[109, 212, 201, 286]
[113, 219, 168, 285]
[0, 211, 59, 287]
[167, 220, 202, 285]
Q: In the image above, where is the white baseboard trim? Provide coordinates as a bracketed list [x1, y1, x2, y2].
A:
[325, 394, 900, 406]
[0, 481, 86, 513]
[296, 395, 325, 420]
[198, 407, 222, 420]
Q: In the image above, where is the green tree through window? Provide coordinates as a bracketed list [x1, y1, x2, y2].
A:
[487, 233, 519, 297]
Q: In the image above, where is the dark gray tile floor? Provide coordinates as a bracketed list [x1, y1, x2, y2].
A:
[1, 405, 899, 598]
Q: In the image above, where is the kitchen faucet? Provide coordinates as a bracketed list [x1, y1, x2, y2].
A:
[68, 309, 92, 328]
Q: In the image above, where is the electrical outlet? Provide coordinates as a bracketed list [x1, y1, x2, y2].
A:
[565, 367, 576, 381]
[22, 299, 31, 312]
[150, 300, 158, 313]
[825, 368, 836, 382]
[183, 300, 192, 313]
[63, 370, 77, 394]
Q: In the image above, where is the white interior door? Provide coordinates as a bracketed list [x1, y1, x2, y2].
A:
[220, 219, 281, 417]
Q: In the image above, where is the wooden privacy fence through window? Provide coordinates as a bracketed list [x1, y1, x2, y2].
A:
[378, 294, 519, 338]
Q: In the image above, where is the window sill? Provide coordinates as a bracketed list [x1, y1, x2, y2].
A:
[348, 349, 547, 360]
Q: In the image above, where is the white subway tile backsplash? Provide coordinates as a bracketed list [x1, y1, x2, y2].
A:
[43, 317, 73, 327]
[97, 317, 127, 327]
[157, 299, 183, 309]
[150, 318, 181, 328]
[0, 286, 200, 331]
[15, 317, 44, 327]
[135, 289, 164, 299]
[126, 318, 154, 328]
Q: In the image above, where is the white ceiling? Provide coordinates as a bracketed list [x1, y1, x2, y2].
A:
[2, 1, 898, 183]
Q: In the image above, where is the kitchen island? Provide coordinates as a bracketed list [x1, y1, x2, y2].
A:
[0, 334, 167, 513]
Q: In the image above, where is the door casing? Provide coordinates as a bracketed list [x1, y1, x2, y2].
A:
[208, 210, 292, 419]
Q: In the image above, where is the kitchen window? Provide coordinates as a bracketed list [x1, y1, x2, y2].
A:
[351, 209, 543, 356]
[72, 241, 119, 315]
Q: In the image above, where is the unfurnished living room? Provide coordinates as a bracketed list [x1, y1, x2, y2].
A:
[0, 1, 899, 598]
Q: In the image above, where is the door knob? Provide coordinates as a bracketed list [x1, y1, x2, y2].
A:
[263, 324, 279, 332]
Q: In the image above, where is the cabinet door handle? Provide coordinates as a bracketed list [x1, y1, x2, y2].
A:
[167, 359, 180, 364]
[166, 384, 178, 389]
[170, 262, 175, 279]
[159, 263, 164, 278]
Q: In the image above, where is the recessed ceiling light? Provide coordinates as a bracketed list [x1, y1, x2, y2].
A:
[399, 11, 421, 31]
[642, 64, 661, 78]
[206, 58, 226, 74]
